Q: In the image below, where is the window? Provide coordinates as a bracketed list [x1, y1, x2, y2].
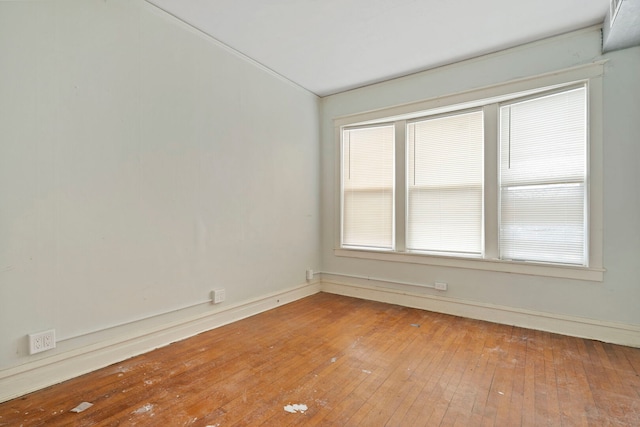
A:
[499, 87, 587, 265]
[341, 125, 395, 249]
[336, 64, 604, 281]
[407, 110, 484, 255]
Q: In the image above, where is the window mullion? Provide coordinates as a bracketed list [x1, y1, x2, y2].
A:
[395, 120, 406, 252]
[483, 104, 499, 259]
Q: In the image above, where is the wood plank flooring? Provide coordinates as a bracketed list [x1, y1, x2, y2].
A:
[1, 292, 640, 426]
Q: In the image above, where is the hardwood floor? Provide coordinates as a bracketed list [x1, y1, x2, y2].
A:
[2, 292, 640, 426]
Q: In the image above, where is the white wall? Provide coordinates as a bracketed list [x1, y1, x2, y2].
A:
[0, 0, 320, 372]
[321, 28, 640, 328]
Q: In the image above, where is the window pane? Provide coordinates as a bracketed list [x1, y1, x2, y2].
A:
[342, 125, 394, 249]
[407, 111, 483, 254]
[501, 88, 586, 185]
[499, 87, 587, 265]
[500, 184, 585, 264]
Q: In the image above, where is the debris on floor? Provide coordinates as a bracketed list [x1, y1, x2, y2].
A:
[70, 402, 93, 413]
[284, 403, 308, 413]
[133, 403, 155, 414]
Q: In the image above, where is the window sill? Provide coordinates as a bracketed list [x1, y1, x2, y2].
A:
[334, 248, 604, 282]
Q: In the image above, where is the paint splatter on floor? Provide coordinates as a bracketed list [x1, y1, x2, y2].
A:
[283, 404, 308, 413]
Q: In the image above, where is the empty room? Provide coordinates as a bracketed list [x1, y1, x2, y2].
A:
[1, 0, 639, 425]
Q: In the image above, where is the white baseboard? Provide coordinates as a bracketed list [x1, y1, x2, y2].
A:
[3, 277, 638, 403]
[0, 282, 320, 403]
[320, 279, 640, 348]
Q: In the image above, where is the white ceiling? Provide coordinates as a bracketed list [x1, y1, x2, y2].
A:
[146, 0, 609, 96]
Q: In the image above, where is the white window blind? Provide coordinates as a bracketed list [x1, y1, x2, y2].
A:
[499, 86, 587, 265]
[407, 110, 484, 254]
[342, 125, 395, 249]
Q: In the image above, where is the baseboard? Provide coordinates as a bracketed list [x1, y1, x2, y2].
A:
[0, 282, 321, 403]
[4, 277, 638, 403]
[320, 278, 640, 348]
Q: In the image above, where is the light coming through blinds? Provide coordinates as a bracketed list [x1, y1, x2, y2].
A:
[407, 110, 484, 254]
[499, 86, 587, 265]
[342, 125, 395, 249]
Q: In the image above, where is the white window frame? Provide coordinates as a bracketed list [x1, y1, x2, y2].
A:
[334, 62, 605, 282]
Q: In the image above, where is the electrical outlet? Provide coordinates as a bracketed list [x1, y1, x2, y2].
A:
[212, 289, 225, 304]
[306, 269, 314, 280]
[435, 282, 448, 291]
[29, 329, 56, 355]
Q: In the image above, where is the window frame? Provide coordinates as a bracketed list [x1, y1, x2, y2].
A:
[334, 62, 605, 281]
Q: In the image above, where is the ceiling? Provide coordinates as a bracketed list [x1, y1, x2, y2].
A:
[146, 0, 609, 97]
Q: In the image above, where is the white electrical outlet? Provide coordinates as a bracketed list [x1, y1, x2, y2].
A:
[435, 282, 448, 291]
[29, 329, 56, 355]
[306, 269, 314, 280]
[212, 289, 225, 304]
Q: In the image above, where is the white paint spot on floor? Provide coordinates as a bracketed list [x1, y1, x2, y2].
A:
[284, 404, 308, 413]
[70, 402, 93, 413]
[206, 424, 221, 427]
[498, 391, 504, 395]
[133, 403, 154, 415]
[144, 380, 154, 385]
[330, 357, 337, 363]
[362, 369, 372, 374]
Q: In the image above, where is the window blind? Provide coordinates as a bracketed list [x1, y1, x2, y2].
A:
[407, 110, 484, 254]
[499, 86, 587, 265]
[342, 125, 395, 249]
